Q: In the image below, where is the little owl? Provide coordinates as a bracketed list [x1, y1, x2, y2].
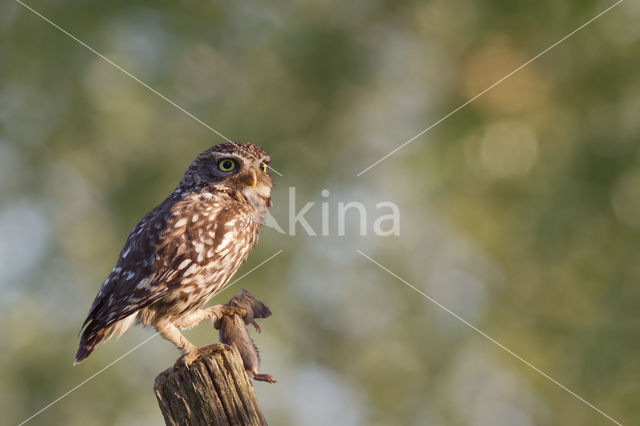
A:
[75, 142, 272, 365]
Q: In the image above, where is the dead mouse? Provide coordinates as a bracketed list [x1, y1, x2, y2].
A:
[215, 289, 276, 383]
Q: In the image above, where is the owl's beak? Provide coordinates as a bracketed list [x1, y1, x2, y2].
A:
[250, 170, 257, 188]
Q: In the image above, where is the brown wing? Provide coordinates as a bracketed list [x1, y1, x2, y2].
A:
[79, 195, 231, 337]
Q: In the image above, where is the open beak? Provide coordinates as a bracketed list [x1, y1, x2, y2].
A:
[250, 170, 257, 188]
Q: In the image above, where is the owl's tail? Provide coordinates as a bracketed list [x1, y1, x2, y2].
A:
[74, 328, 106, 365]
[74, 313, 138, 364]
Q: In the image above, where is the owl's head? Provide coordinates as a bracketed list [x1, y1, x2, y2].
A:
[182, 142, 273, 208]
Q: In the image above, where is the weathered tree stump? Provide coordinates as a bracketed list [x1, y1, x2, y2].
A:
[154, 344, 267, 426]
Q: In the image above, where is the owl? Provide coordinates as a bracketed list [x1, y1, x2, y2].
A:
[75, 142, 273, 365]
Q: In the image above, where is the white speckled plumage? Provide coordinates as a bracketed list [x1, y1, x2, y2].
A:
[75, 142, 272, 364]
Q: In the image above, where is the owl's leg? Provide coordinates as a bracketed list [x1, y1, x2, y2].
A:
[156, 322, 198, 358]
[156, 322, 216, 366]
[156, 322, 217, 366]
[172, 308, 217, 329]
[173, 305, 246, 330]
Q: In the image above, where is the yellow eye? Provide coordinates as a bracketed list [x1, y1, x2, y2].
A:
[261, 163, 268, 173]
[218, 158, 236, 172]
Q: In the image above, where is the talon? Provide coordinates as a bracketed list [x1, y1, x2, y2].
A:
[178, 343, 225, 368]
[179, 351, 200, 368]
[199, 343, 226, 354]
[213, 317, 222, 330]
[223, 305, 246, 318]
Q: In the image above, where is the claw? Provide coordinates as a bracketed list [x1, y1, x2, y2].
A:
[183, 353, 199, 368]
[224, 304, 246, 318]
[213, 317, 222, 330]
[176, 351, 200, 369]
[177, 343, 226, 368]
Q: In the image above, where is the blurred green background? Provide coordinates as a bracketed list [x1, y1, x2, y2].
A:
[1, 0, 639, 425]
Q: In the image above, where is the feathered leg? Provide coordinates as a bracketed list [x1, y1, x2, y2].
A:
[173, 304, 246, 329]
[156, 322, 197, 357]
[156, 322, 217, 367]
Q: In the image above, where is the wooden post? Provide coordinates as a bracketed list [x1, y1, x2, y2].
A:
[154, 344, 267, 426]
